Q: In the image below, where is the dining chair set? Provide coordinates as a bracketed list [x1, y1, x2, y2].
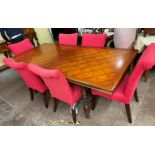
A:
[3, 33, 155, 124]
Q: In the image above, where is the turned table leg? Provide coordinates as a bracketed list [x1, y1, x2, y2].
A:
[82, 87, 90, 119]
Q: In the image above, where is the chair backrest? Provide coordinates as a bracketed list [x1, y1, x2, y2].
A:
[125, 43, 155, 100]
[3, 58, 47, 92]
[28, 64, 75, 105]
[8, 38, 33, 55]
[82, 33, 107, 47]
[59, 33, 78, 45]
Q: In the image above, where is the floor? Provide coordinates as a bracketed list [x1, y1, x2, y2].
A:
[0, 68, 155, 126]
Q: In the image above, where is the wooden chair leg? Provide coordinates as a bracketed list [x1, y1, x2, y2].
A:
[91, 95, 97, 110]
[134, 88, 139, 102]
[29, 88, 34, 101]
[71, 107, 77, 123]
[144, 70, 149, 82]
[53, 98, 57, 112]
[43, 91, 48, 108]
[125, 104, 132, 123]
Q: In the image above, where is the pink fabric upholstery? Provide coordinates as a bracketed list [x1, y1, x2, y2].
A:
[8, 38, 33, 55]
[28, 64, 82, 106]
[92, 75, 129, 104]
[59, 33, 78, 45]
[82, 33, 107, 47]
[3, 58, 47, 93]
[125, 43, 155, 101]
[92, 43, 155, 104]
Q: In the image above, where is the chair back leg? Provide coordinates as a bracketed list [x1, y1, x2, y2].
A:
[91, 95, 97, 110]
[134, 88, 139, 102]
[144, 70, 149, 82]
[43, 91, 48, 108]
[29, 88, 34, 101]
[125, 104, 132, 123]
[53, 98, 57, 112]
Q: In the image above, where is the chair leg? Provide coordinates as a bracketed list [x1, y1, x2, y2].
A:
[71, 109, 76, 124]
[134, 88, 139, 102]
[43, 91, 49, 108]
[70, 105, 77, 123]
[53, 98, 57, 112]
[144, 70, 149, 82]
[29, 88, 34, 101]
[125, 104, 132, 123]
[91, 95, 97, 110]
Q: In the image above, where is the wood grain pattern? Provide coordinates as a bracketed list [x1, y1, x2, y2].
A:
[14, 43, 137, 94]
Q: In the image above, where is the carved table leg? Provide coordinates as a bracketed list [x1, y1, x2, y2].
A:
[82, 87, 90, 119]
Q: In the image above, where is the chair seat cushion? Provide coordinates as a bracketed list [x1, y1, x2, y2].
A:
[91, 75, 130, 104]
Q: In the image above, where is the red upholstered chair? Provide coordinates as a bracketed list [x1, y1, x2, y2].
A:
[144, 43, 155, 82]
[3, 58, 48, 108]
[82, 33, 107, 47]
[28, 63, 82, 123]
[59, 33, 78, 45]
[91, 43, 155, 123]
[8, 38, 33, 56]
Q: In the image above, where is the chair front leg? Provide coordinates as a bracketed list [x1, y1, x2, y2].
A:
[70, 105, 78, 123]
[91, 95, 97, 111]
[134, 88, 139, 102]
[125, 104, 132, 123]
[144, 70, 149, 82]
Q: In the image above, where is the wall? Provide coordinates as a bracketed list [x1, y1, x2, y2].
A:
[34, 28, 54, 44]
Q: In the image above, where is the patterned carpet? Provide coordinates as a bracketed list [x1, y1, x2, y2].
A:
[0, 97, 25, 125]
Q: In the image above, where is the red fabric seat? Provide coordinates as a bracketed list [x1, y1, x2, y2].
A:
[92, 75, 129, 104]
[8, 38, 33, 55]
[59, 33, 78, 45]
[82, 33, 107, 47]
[91, 43, 155, 123]
[28, 64, 82, 123]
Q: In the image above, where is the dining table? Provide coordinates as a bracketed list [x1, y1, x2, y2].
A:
[14, 43, 137, 118]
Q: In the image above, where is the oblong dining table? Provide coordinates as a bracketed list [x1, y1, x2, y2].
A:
[14, 43, 137, 118]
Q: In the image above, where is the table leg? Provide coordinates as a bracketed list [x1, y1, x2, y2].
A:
[82, 87, 90, 119]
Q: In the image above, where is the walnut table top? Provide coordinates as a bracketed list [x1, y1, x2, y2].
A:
[14, 43, 137, 94]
